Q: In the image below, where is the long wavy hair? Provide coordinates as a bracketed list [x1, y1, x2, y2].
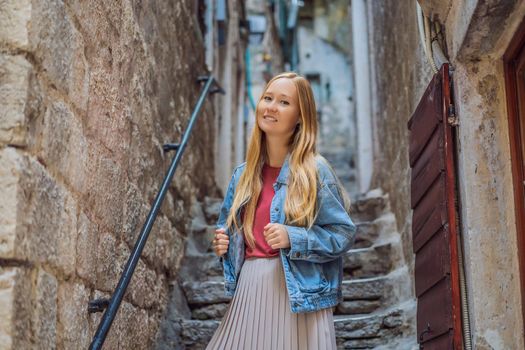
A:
[225, 72, 351, 249]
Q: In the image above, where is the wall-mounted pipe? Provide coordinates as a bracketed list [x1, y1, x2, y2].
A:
[416, 2, 438, 73]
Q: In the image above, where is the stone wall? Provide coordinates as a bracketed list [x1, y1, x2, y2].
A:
[369, 0, 525, 348]
[0, 1, 221, 348]
[367, 0, 432, 280]
[213, 0, 248, 192]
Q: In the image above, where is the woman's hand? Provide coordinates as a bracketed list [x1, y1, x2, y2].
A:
[213, 228, 229, 257]
[263, 223, 291, 249]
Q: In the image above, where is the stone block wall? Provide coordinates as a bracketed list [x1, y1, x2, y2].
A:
[0, 1, 219, 348]
[366, 0, 433, 279]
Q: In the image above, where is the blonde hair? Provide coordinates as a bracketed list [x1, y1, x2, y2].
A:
[225, 72, 351, 249]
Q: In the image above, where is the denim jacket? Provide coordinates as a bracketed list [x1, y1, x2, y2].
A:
[216, 153, 357, 313]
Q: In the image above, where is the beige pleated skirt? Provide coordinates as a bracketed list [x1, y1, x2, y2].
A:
[206, 256, 337, 350]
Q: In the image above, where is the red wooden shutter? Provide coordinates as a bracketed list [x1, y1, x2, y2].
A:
[407, 63, 463, 349]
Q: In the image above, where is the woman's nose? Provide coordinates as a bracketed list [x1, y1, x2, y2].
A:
[266, 102, 277, 112]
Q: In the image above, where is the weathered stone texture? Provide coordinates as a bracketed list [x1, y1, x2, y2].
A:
[0, 55, 32, 146]
[0, 268, 17, 348]
[57, 282, 90, 349]
[0, 0, 31, 49]
[1, 0, 218, 349]
[33, 269, 58, 350]
[34, 101, 89, 195]
[0, 267, 32, 350]
[368, 0, 432, 281]
[16, 155, 78, 277]
[75, 211, 98, 286]
[451, 56, 525, 350]
[29, 0, 88, 103]
[0, 149, 22, 258]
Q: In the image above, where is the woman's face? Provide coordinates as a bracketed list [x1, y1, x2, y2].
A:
[257, 78, 301, 139]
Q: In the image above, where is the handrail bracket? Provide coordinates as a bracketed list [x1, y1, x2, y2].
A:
[88, 298, 110, 313]
[197, 75, 226, 94]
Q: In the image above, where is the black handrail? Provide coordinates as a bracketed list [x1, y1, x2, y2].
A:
[88, 75, 224, 350]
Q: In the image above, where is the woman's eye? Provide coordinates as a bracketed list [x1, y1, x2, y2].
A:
[280, 100, 289, 105]
[263, 96, 272, 101]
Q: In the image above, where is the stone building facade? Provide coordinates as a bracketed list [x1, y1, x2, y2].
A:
[296, 0, 357, 197]
[0, 1, 245, 349]
[360, 0, 525, 348]
[212, 0, 249, 190]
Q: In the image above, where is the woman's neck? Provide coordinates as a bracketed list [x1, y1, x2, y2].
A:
[265, 136, 289, 167]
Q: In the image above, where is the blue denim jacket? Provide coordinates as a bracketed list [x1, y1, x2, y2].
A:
[216, 153, 357, 313]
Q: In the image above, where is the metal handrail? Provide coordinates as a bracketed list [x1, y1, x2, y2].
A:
[88, 75, 224, 350]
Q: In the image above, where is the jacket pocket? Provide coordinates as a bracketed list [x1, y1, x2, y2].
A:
[288, 259, 328, 293]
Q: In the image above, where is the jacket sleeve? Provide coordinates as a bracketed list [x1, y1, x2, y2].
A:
[216, 167, 239, 264]
[281, 182, 357, 263]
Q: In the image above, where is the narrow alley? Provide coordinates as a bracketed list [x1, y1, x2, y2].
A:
[1, 1, 525, 350]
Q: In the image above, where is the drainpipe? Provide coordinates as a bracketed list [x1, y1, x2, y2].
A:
[287, 0, 303, 70]
[245, 48, 256, 111]
[351, 0, 373, 194]
[416, 2, 449, 72]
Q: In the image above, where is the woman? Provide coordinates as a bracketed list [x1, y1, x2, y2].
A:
[207, 72, 356, 350]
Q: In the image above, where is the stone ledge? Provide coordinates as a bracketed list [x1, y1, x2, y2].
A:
[344, 241, 395, 278]
[181, 280, 232, 306]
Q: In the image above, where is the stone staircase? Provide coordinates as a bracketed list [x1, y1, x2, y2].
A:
[154, 159, 417, 349]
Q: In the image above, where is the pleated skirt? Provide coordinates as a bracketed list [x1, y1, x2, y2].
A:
[206, 256, 337, 350]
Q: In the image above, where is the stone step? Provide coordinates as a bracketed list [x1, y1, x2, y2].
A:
[182, 276, 387, 308]
[179, 252, 223, 283]
[334, 306, 413, 349]
[343, 241, 396, 278]
[337, 267, 414, 317]
[340, 276, 386, 301]
[203, 196, 222, 224]
[188, 217, 383, 253]
[180, 280, 232, 306]
[350, 189, 389, 223]
[353, 211, 398, 249]
[189, 200, 219, 255]
[191, 302, 230, 320]
[179, 319, 219, 349]
[178, 303, 415, 349]
[335, 299, 382, 315]
[318, 150, 359, 201]
[353, 221, 382, 248]
[181, 272, 404, 318]
[180, 226, 397, 281]
[183, 219, 391, 277]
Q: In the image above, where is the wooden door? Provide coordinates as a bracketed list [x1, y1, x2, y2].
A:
[504, 16, 525, 339]
[407, 63, 463, 349]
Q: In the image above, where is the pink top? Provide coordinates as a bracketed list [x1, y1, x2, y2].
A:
[243, 163, 282, 259]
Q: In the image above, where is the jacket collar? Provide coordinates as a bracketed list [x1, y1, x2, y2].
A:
[275, 151, 291, 185]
